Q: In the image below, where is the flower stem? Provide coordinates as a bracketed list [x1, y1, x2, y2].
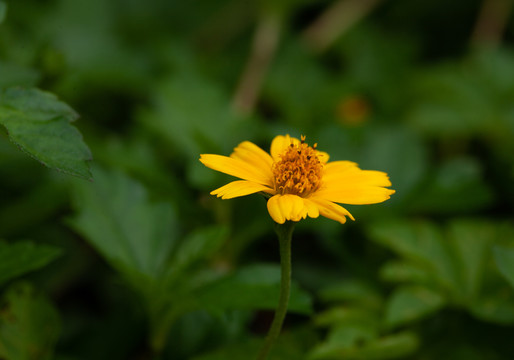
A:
[257, 221, 295, 360]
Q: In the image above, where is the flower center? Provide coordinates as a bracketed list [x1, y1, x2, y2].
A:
[272, 136, 323, 196]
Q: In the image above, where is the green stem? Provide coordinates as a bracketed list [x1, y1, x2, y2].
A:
[257, 221, 295, 360]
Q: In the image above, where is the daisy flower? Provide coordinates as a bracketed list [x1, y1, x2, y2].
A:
[200, 134, 395, 224]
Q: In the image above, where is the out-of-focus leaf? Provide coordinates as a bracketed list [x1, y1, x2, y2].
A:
[493, 245, 514, 289]
[408, 50, 514, 138]
[368, 221, 459, 291]
[317, 125, 427, 208]
[309, 331, 419, 360]
[138, 71, 261, 188]
[314, 307, 378, 329]
[266, 42, 334, 127]
[323, 325, 376, 352]
[37, 0, 150, 90]
[0, 241, 61, 286]
[190, 339, 260, 360]
[471, 290, 514, 324]
[192, 327, 315, 360]
[0, 1, 6, 24]
[318, 280, 382, 309]
[0, 62, 40, 88]
[335, 24, 417, 114]
[193, 264, 312, 315]
[0, 283, 60, 360]
[379, 261, 432, 284]
[409, 157, 494, 214]
[408, 69, 489, 136]
[385, 286, 445, 328]
[448, 220, 493, 300]
[0, 179, 68, 238]
[69, 167, 178, 279]
[139, 72, 245, 158]
[167, 225, 228, 280]
[0, 87, 92, 179]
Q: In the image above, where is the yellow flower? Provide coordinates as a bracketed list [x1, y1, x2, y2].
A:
[199, 135, 395, 224]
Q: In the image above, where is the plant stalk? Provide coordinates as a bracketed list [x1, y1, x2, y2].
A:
[257, 221, 295, 360]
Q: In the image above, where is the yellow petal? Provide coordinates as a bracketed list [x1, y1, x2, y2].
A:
[315, 186, 395, 205]
[270, 134, 300, 162]
[308, 197, 355, 224]
[324, 166, 392, 187]
[199, 154, 273, 186]
[303, 198, 320, 218]
[322, 161, 359, 180]
[267, 194, 311, 224]
[211, 180, 274, 199]
[230, 141, 273, 178]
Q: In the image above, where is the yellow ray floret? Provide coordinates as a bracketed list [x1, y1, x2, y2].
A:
[200, 135, 395, 224]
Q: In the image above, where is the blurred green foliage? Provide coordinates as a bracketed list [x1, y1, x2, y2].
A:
[1, 0, 514, 359]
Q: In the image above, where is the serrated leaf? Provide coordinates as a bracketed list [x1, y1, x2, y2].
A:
[493, 245, 514, 289]
[193, 264, 312, 315]
[0, 283, 60, 360]
[0, 241, 61, 286]
[69, 167, 178, 279]
[0, 87, 92, 179]
[385, 286, 445, 328]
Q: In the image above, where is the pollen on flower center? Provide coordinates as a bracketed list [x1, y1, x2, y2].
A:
[272, 136, 323, 197]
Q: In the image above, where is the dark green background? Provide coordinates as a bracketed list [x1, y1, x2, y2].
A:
[1, 0, 514, 359]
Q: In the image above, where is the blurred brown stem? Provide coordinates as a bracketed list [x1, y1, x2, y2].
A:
[471, 0, 513, 47]
[302, 0, 383, 53]
[231, 13, 281, 116]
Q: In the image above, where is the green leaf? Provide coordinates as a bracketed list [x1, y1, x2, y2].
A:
[0, 1, 6, 24]
[193, 264, 312, 315]
[0, 62, 40, 88]
[493, 245, 514, 289]
[408, 50, 514, 138]
[0, 283, 61, 360]
[140, 73, 244, 159]
[309, 331, 419, 360]
[379, 261, 432, 284]
[69, 167, 178, 279]
[385, 286, 445, 328]
[0, 87, 92, 179]
[167, 225, 228, 280]
[318, 280, 382, 309]
[138, 70, 261, 188]
[471, 290, 514, 324]
[0, 241, 61, 286]
[317, 125, 427, 207]
[470, 284, 514, 325]
[368, 221, 459, 291]
[314, 307, 378, 329]
[409, 157, 494, 214]
[448, 220, 493, 300]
